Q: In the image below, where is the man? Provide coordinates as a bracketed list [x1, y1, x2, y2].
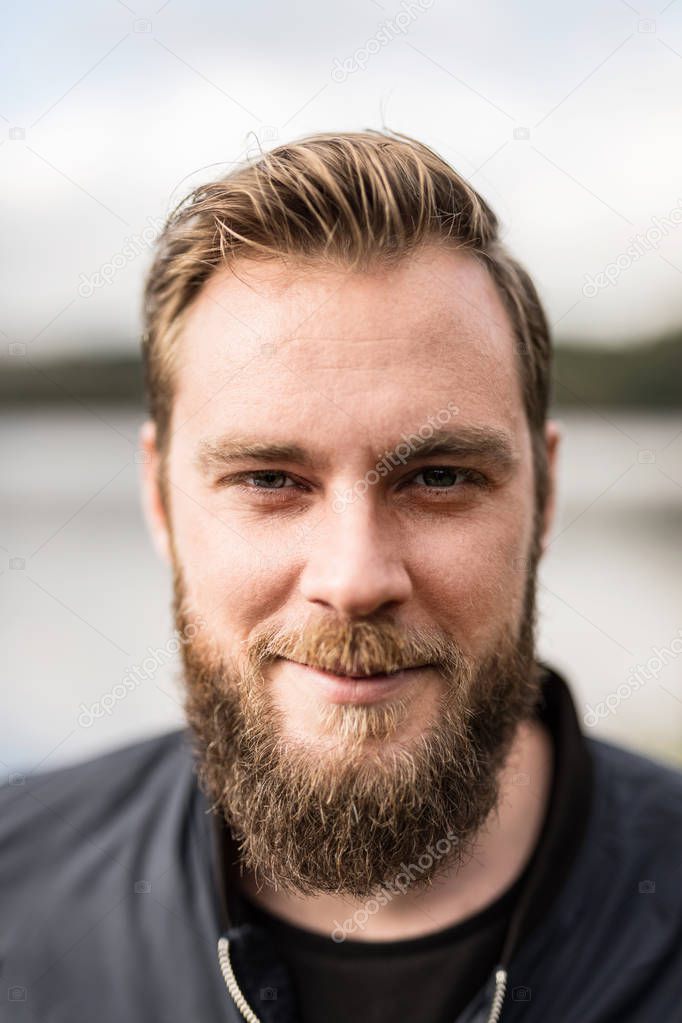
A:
[1, 130, 681, 1023]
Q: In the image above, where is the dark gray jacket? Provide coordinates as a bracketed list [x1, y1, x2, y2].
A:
[1, 683, 682, 1022]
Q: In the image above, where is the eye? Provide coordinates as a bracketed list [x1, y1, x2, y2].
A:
[407, 466, 488, 490]
[249, 471, 296, 489]
[236, 470, 299, 490]
[214, 469, 311, 499]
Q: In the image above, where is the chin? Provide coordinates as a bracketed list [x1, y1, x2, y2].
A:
[275, 683, 443, 755]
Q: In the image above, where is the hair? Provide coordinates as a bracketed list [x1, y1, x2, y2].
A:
[142, 128, 553, 515]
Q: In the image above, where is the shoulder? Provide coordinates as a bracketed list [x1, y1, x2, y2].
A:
[586, 733, 682, 834]
[0, 729, 196, 903]
[583, 734, 682, 893]
[508, 734, 682, 1018]
[561, 733, 682, 944]
[0, 731, 225, 1016]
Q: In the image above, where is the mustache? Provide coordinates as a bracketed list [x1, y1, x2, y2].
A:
[246, 616, 471, 679]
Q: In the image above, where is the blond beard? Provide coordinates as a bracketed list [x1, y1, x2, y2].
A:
[176, 560, 542, 899]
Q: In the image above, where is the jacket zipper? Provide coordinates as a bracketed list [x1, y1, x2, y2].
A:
[218, 937, 262, 1023]
[484, 967, 508, 1023]
[217, 938, 507, 1023]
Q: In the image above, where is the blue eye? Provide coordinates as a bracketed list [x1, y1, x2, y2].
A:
[248, 471, 294, 489]
[412, 467, 484, 488]
[215, 469, 307, 496]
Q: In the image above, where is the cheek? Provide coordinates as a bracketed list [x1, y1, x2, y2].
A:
[168, 487, 296, 640]
[411, 493, 534, 653]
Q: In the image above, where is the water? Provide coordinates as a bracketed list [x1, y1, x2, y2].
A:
[2, 407, 681, 774]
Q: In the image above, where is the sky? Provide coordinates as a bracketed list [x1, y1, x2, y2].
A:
[3, 0, 682, 361]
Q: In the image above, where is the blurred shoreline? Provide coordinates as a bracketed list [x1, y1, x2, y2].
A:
[2, 331, 681, 410]
[2, 403, 681, 772]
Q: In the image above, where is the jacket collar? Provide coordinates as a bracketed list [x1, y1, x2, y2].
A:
[208, 662, 595, 1020]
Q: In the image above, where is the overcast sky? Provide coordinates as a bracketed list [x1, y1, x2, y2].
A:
[3, 0, 682, 360]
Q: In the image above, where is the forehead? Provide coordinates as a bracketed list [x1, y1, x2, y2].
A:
[170, 245, 527, 453]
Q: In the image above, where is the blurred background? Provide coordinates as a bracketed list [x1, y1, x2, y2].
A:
[2, 0, 681, 775]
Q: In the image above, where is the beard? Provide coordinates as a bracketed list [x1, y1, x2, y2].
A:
[176, 549, 543, 900]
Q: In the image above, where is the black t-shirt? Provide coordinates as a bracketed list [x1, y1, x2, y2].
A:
[224, 666, 594, 1023]
[235, 867, 527, 1023]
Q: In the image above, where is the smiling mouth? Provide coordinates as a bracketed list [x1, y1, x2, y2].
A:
[281, 657, 430, 680]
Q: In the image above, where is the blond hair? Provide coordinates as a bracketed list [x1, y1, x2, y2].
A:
[142, 129, 552, 510]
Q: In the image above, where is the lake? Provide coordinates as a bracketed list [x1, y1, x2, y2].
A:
[2, 407, 681, 774]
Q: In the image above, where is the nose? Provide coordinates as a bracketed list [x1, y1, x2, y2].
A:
[299, 497, 413, 618]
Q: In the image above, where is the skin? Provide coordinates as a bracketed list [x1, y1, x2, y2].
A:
[140, 243, 560, 940]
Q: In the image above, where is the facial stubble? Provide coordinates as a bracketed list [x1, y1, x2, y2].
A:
[176, 545, 543, 899]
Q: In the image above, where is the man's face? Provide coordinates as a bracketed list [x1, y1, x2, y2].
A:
[141, 243, 558, 896]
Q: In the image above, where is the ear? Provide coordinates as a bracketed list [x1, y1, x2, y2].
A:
[539, 419, 561, 556]
[138, 420, 172, 564]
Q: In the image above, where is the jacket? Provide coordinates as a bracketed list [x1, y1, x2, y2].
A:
[1, 665, 681, 1022]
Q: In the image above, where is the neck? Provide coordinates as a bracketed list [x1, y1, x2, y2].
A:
[236, 716, 553, 942]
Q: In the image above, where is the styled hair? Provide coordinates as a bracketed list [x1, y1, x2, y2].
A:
[142, 129, 552, 512]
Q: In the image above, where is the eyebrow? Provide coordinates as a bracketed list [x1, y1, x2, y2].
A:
[392, 427, 519, 473]
[195, 426, 519, 476]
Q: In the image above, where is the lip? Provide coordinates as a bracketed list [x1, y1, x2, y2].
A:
[278, 658, 431, 705]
